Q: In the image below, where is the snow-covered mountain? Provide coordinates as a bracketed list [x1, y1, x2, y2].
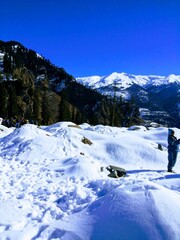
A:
[0, 121, 180, 239]
[76, 72, 180, 127]
[76, 72, 180, 97]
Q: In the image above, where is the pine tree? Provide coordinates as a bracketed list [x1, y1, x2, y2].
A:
[33, 88, 42, 124]
[0, 83, 9, 116]
[59, 98, 72, 121]
[8, 87, 19, 117]
[0, 73, 3, 82]
[41, 92, 52, 124]
[3, 53, 12, 73]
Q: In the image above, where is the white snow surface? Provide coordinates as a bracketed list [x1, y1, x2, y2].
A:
[0, 122, 180, 240]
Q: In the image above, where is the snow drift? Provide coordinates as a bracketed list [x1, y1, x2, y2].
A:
[0, 122, 180, 240]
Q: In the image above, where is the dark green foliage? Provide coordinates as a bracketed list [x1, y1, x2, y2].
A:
[13, 47, 25, 68]
[41, 91, 52, 125]
[59, 98, 72, 121]
[0, 73, 3, 82]
[0, 82, 9, 116]
[8, 86, 19, 117]
[3, 53, 12, 73]
[33, 89, 42, 124]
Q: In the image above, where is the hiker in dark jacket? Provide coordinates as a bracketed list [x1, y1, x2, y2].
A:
[167, 129, 180, 172]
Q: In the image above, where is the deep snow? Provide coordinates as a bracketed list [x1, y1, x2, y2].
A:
[0, 122, 180, 240]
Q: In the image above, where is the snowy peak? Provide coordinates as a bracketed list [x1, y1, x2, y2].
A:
[166, 74, 180, 84]
[76, 72, 180, 90]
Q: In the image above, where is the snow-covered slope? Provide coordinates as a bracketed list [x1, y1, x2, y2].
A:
[0, 122, 180, 239]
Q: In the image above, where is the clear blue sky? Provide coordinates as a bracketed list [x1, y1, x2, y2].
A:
[1, 0, 180, 77]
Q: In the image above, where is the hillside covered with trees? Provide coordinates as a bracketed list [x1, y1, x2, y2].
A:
[0, 40, 142, 126]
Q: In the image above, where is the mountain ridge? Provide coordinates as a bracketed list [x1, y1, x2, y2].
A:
[76, 72, 180, 127]
[76, 72, 180, 91]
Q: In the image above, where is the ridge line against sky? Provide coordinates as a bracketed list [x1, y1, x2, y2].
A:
[1, 0, 180, 77]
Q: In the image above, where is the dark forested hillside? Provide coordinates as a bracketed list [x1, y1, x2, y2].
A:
[0, 40, 142, 126]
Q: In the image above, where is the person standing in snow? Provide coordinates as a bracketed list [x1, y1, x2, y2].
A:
[167, 129, 180, 173]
